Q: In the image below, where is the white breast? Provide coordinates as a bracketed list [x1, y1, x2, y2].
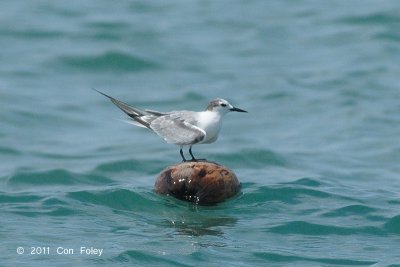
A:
[196, 111, 222, 144]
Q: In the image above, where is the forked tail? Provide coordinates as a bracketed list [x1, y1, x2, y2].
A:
[93, 89, 151, 128]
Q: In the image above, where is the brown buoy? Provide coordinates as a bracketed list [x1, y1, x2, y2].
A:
[154, 161, 241, 205]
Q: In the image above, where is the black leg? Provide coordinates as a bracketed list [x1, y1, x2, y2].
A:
[180, 148, 187, 162]
[189, 146, 196, 161]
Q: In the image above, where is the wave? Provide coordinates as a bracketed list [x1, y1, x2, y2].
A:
[84, 21, 130, 31]
[12, 206, 77, 217]
[1, 192, 77, 218]
[67, 188, 160, 212]
[268, 221, 383, 236]
[55, 51, 160, 73]
[253, 252, 376, 265]
[214, 149, 287, 168]
[112, 250, 191, 266]
[94, 159, 166, 175]
[338, 11, 400, 43]
[0, 28, 63, 39]
[0, 146, 21, 156]
[0, 193, 42, 203]
[339, 12, 400, 26]
[322, 204, 377, 217]
[240, 180, 332, 205]
[383, 214, 400, 234]
[7, 169, 113, 187]
[283, 177, 322, 187]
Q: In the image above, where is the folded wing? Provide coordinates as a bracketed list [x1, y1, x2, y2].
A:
[150, 113, 206, 145]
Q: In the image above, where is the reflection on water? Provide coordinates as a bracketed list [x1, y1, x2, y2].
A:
[169, 216, 237, 237]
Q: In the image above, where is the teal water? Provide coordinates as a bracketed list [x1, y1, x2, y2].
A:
[1, 1, 400, 266]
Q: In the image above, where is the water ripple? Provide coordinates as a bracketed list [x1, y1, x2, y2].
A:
[242, 184, 332, 205]
[7, 169, 113, 187]
[67, 188, 159, 212]
[113, 250, 191, 266]
[339, 12, 400, 25]
[0, 29, 63, 39]
[253, 252, 376, 266]
[383, 215, 400, 234]
[268, 221, 383, 236]
[0, 146, 21, 156]
[55, 51, 160, 73]
[214, 149, 287, 168]
[95, 159, 165, 175]
[322, 204, 377, 217]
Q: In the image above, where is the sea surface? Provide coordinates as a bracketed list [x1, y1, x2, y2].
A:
[1, 1, 400, 266]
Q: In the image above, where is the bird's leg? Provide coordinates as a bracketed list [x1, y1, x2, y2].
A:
[189, 146, 207, 162]
[189, 146, 196, 161]
[180, 147, 187, 162]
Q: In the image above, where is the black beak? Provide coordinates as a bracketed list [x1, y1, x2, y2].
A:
[230, 107, 248, 113]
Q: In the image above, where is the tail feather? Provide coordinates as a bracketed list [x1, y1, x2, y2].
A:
[94, 89, 151, 128]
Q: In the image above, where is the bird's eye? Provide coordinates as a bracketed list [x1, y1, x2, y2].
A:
[221, 103, 227, 107]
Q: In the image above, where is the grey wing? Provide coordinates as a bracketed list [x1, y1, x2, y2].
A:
[150, 113, 206, 145]
[145, 109, 168, 116]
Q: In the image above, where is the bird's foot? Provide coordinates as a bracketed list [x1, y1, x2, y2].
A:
[187, 158, 208, 162]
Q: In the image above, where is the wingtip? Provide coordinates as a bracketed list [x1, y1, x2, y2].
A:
[92, 88, 113, 99]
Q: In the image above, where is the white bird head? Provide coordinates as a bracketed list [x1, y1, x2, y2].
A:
[206, 98, 247, 115]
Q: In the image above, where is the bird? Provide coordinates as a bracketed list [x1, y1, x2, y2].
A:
[94, 89, 247, 161]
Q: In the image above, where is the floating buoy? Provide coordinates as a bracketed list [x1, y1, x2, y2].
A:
[154, 161, 241, 205]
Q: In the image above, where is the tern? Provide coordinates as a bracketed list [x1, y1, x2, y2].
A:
[95, 90, 247, 161]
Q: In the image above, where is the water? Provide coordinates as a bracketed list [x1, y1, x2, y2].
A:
[1, 1, 400, 266]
